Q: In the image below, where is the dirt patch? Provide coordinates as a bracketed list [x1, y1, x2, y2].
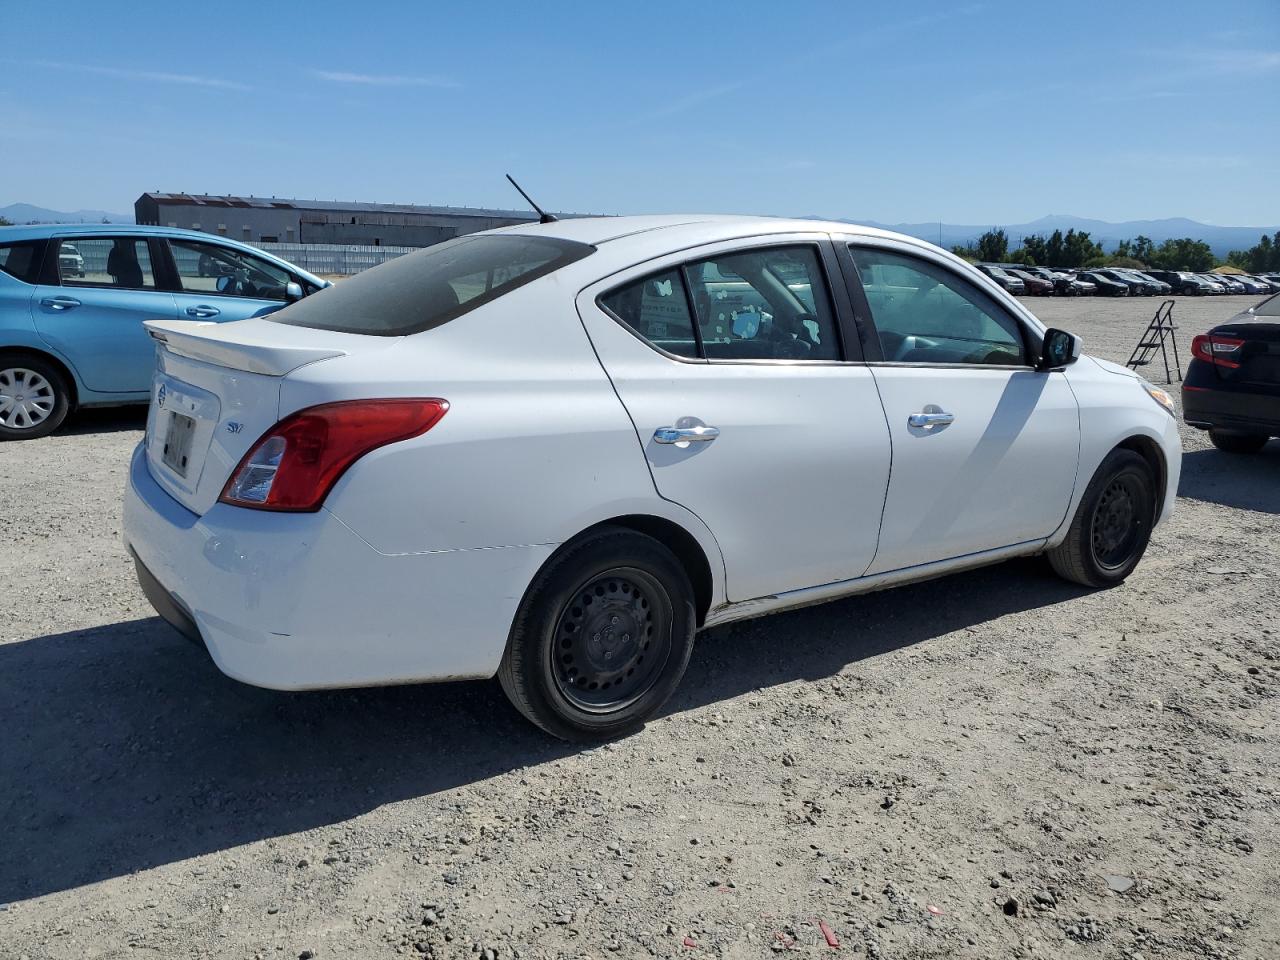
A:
[1, 295, 1276, 958]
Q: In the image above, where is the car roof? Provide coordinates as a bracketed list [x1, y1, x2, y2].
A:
[495, 213, 941, 255]
[0, 222, 225, 241]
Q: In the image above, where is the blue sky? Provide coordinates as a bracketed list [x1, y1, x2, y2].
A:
[3, 0, 1278, 225]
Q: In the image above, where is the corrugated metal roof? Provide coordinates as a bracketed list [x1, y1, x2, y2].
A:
[137, 192, 559, 220]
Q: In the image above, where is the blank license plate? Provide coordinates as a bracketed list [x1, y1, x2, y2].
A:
[162, 411, 197, 477]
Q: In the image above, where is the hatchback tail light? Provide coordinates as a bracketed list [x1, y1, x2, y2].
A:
[1190, 334, 1244, 369]
[220, 399, 448, 511]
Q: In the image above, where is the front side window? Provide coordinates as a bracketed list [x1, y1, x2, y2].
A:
[850, 247, 1027, 366]
[58, 238, 156, 289]
[273, 234, 593, 335]
[600, 244, 842, 362]
[170, 240, 292, 300]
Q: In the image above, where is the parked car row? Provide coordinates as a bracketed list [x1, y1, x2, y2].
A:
[977, 262, 1280, 298]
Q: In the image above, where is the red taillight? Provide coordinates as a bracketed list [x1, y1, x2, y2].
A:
[1190, 334, 1244, 369]
[219, 399, 448, 511]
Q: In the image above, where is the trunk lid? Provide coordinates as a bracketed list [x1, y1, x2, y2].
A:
[1211, 311, 1280, 387]
[142, 317, 400, 514]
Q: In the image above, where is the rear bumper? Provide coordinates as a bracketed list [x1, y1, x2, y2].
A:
[122, 443, 554, 690]
[1182, 375, 1280, 437]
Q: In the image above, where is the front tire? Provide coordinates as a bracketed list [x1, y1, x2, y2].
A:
[498, 527, 697, 741]
[1047, 449, 1156, 588]
[0, 354, 71, 440]
[1209, 430, 1269, 454]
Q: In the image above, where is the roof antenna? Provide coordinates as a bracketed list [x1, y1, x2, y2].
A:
[506, 174, 557, 223]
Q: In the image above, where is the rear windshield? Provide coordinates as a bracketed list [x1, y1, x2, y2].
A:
[270, 234, 594, 336]
[1253, 292, 1280, 317]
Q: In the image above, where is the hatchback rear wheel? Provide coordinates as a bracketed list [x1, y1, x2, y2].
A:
[499, 527, 696, 741]
[0, 354, 71, 440]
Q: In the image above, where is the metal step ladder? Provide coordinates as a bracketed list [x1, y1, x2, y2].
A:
[1125, 299, 1181, 383]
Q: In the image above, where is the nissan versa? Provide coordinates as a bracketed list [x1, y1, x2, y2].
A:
[123, 217, 1182, 740]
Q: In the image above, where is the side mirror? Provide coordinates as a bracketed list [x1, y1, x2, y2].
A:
[215, 275, 232, 293]
[1038, 328, 1081, 370]
[285, 281, 304, 302]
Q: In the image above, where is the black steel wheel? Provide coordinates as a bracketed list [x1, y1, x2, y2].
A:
[552, 568, 672, 713]
[1048, 449, 1156, 587]
[1090, 474, 1145, 571]
[499, 527, 697, 741]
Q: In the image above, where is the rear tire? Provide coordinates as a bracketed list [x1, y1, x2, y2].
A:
[1047, 449, 1156, 588]
[0, 354, 71, 440]
[1209, 430, 1269, 454]
[498, 527, 697, 741]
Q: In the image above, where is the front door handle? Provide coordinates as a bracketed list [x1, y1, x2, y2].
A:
[908, 411, 955, 428]
[40, 296, 81, 310]
[186, 305, 221, 319]
[654, 425, 720, 444]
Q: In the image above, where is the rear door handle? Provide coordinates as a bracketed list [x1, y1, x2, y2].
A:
[186, 305, 221, 318]
[40, 296, 81, 310]
[654, 425, 720, 444]
[908, 411, 955, 428]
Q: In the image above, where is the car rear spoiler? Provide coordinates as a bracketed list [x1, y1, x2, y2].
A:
[144, 319, 349, 377]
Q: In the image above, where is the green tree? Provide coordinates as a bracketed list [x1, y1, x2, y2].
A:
[950, 243, 980, 262]
[1045, 230, 1066, 267]
[1149, 238, 1215, 272]
[975, 228, 1009, 263]
[0, 216, 11, 226]
[1225, 233, 1279, 273]
[1062, 229, 1104, 267]
[1005, 248, 1033, 265]
[1132, 235, 1155, 262]
[1021, 234, 1048, 266]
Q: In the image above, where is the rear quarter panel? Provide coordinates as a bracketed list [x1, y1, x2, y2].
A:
[288, 274, 729, 603]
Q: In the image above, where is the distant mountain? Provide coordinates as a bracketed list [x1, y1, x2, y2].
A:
[835, 215, 1279, 257]
[1, 203, 132, 225]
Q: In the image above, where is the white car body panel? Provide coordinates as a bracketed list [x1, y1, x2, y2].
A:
[575, 234, 892, 601]
[121, 215, 1182, 692]
[863, 365, 1079, 573]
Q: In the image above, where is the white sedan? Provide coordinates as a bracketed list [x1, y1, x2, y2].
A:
[123, 216, 1182, 740]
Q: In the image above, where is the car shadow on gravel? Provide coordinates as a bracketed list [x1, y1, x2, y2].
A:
[62, 406, 148, 435]
[1178, 445, 1280, 515]
[0, 559, 1084, 903]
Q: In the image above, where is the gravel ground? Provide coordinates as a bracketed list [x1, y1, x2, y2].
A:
[2, 294, 1277, 960]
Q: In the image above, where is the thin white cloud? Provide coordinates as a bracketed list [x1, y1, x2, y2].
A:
[311, 70, 459, 88]
[1140, 46, 1280, 77]
[648, 82, 741, 118]
[18, 59, 250, 91]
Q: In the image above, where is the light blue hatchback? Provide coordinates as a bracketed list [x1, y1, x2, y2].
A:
[0, 223, 329, 439]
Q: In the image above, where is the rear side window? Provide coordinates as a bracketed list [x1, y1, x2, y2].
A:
[599, 269, 699, 358]
[0, 241, 44, 283]
[272, 234, 594, 336]
[600, 244, 842, 361]
[57, 238, 156, 289]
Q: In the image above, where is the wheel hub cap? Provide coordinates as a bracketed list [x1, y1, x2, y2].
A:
[0, 368, 55, 430]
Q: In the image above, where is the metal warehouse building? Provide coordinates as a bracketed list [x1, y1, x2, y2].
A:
[134, 193, 561, 247]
